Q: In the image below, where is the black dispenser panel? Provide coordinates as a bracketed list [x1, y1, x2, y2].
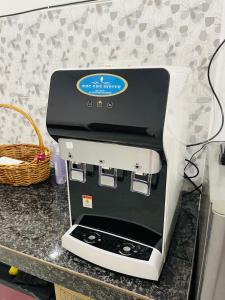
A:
[46, 68, 170, 148]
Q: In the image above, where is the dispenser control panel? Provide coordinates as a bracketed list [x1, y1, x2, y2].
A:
[71, 226, 152, 261]
[47, 68, 170, 141]
[79, 73, 122, 110]
[86, 99, 114, 109]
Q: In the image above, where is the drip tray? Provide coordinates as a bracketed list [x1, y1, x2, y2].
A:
[77, 215, 162, 250]
[62, 224, 164, 280]
[70, 225, 152, 261]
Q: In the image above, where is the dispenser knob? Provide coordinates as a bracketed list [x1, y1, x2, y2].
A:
[83, 232, 101, 244]
[88, 235, 96, 241]
[123, 246, 131, 253]
[119, 243, 135, 256]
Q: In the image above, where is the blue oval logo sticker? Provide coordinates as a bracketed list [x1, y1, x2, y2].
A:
[77, 73, 128, 97]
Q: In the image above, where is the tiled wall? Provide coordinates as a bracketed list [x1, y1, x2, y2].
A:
[0, 0, 223, 180]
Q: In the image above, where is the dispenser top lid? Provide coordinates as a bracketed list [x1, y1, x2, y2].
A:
[46, 67, 170, 149]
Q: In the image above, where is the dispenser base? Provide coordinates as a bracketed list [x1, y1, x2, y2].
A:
[62, 224, 164, 281]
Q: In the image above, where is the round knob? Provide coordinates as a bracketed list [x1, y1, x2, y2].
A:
[88, 235, 96, 241]
[119, 243, 135, 256]
[83, 232, 100, 244]
[123, 246, 131, 253]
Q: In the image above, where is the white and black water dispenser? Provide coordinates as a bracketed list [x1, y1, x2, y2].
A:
[46, 67, 189, 280]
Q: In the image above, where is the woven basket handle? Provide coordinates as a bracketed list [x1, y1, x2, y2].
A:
[0, 103, 45, 152]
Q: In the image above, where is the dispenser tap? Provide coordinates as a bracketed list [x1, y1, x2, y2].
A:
[70, 162, 86, 183]
[130, 172, 152, 196]
[99, 167, 117, 189]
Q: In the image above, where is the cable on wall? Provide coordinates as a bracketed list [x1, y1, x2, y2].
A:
[184, 140, 225, 195]
[186, 140, 225, 171]
[184, 159, 199, 179]
[185, 39, 225, 193]
[0, 0, 100, 18]
[187, 38, 225, 148]
[184, 158, 202, 195]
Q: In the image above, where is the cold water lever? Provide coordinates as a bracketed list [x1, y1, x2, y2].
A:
[99, 167, 117, 189]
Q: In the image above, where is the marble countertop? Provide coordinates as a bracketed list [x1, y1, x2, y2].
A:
[0, 174, 199, 300]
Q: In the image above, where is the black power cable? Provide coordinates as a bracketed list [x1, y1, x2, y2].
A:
[184, 183, 202, 196]
[184, 159, 202, 195]
[184, 158, 199, 178]
[185, 38, 225, 194]
[186, 140, 225, 170]
[0, 0, 98, 18]
[184, 140, 225, 195]
[187, 38, 225, 148]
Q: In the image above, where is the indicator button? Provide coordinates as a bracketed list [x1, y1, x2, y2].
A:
[97, 100, 103, 108]
[107, 101, 114, 109]
[86, 100, 93, 108]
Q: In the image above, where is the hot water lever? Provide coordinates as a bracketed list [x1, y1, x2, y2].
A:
[70, 162, 86, 183]
[131, 172, 152, 196]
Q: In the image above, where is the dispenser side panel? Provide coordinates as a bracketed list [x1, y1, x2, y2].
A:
[163, 69, 190, 255]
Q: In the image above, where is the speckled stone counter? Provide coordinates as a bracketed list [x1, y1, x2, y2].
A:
[0, 174, 199, 300]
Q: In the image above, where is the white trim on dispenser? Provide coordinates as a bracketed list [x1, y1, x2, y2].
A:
[59, 139, 162, 175]
[65, 162, 72, 227]
[162, 68, 189, 256]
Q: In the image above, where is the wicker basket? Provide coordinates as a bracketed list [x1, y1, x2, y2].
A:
[0, 104, 51, 186]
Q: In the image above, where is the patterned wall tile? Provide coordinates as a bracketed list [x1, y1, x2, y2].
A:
[0, 0, 223, 184]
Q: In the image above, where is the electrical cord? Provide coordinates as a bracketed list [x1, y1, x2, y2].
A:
[184, 159, 199, 178]
[0, 0, 99, 18]
[184, 158, 202, 195]
[184, 140, 225, 195]
[185, 38, 225, 193]
[184, 173, 202, 195]
[184, 183, 202, 196]
[187, 38, 225, 148]
[186, 140, 225, 171]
